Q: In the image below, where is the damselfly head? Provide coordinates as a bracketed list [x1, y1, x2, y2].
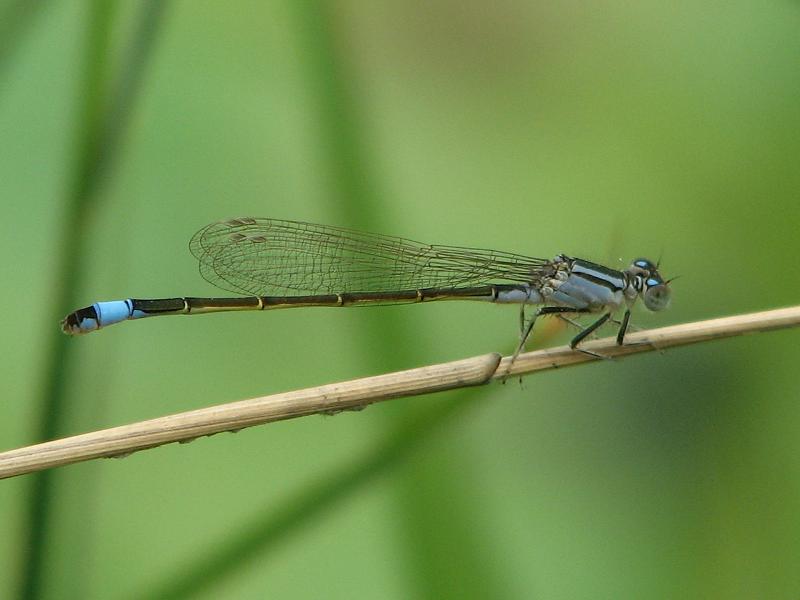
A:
[627, 258, 672, 312]
[643, 281, 671, 311]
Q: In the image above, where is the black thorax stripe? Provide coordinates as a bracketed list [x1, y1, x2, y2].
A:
[571, 259, 626, 291]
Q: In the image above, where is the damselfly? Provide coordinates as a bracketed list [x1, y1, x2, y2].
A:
[62, 218, 672, 359]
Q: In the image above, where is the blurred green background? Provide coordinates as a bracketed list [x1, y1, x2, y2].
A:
[2, 1, 799, 598]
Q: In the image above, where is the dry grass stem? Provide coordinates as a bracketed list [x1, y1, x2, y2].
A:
[1, 305, 798, 480]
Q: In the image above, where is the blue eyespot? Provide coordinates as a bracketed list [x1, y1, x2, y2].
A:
[646, 278, 660, 287]
[634, 258, 659, 271]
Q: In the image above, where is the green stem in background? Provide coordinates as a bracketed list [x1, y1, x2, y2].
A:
[291, 0, 381, 228]
[137, 390, 485, 600]
[287, 4, 503, 596]
[17, 2, 170, 599]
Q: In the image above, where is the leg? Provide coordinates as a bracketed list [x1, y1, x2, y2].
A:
[616, 309, 631, 345]
[614, 309, 652, 348]
[610, 316, 641, 333]
[517, 286, 537, 342]
[503, 306, 591, 381]
[557, 314, 584, 331]
[508, 293, 540, 385]
[570, 312, 612, 359]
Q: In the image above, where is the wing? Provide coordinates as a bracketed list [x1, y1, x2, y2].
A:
[189, 217, 550, 296]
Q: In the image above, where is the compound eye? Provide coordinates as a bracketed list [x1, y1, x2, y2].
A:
[644, 284, 671, 312]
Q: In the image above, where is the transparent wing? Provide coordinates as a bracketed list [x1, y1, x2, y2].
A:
[189, 218, 550, 296]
